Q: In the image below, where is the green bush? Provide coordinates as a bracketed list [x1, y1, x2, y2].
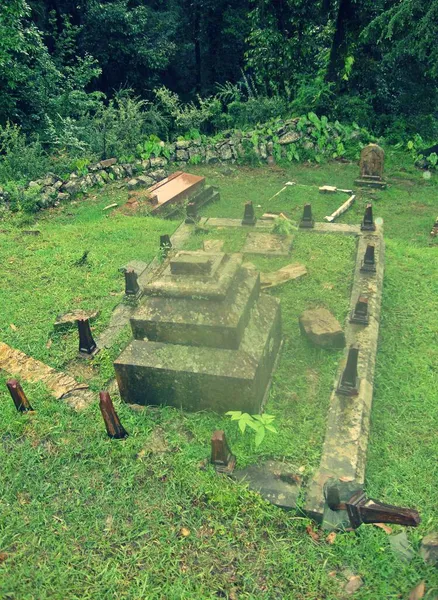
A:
[0, 123, 50, 184]
[227, 97, 287, 129]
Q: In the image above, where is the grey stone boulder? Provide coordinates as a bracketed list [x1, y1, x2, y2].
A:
[127, 178, 141, 190]
[278, 131, 301, 145]
[299, 308, 345, 349]
[150, 156, 168, 168]
[137, 175, 154, 187]
[63, 179, 82, 196]
[149, 169, 166, 182]
[176, 149, 189, 161]
[420, 533, 438, 567]
[99, 158, 117, 169]
[176, 140, 191, 149]
[219, 144, 233, 161]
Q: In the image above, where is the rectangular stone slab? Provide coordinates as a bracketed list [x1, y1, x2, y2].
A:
[147, 172, 205, 208]
[114, 295, 282, 413]
[131, 267, 260, 349]
[243, 233, 293, 257]
[170, 252, 223, 277]
[305, 228, 385, 523]
[143, 253, 242, 300]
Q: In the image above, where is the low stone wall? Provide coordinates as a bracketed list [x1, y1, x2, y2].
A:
[0, 117, 367, 211]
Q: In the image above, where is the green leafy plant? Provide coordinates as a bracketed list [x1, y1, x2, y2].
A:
[71, 157, 90, 177]
[188, 154, 202, 165]
[272, 217, 297, 236]
[225, 411, 277, 447]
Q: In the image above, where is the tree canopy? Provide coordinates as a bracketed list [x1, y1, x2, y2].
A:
[0, 0, 437, 141]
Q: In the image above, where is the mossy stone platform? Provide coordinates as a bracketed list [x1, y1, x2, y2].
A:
[114, 250, 282, 413]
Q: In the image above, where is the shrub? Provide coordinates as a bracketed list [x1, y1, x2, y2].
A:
[0, 123, 50, 184]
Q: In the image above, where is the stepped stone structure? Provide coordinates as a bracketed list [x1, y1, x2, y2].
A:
[114, 251, 282, 413]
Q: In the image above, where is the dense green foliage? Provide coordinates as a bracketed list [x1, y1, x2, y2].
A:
[0, 0, 436, 188]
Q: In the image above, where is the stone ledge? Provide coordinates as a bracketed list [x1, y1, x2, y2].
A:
[305, 226, 385, 522]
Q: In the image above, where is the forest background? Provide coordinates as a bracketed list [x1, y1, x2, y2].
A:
[0, 0, 437, 188]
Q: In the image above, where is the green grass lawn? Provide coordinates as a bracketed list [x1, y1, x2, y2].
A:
[0, 152, 437, 599]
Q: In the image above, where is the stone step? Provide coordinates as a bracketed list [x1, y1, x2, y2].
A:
[114, 294, 282, 413]
[131, 265, 261, 349]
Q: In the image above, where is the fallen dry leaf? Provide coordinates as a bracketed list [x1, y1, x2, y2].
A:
[373, 523, 392, 534]
[10, 323, 17, 331]
[0, 553, 8, 563]
[326, 532, 337, 545]
[344, 575, 363, 595]
[409, 581, 425, 600]
[180, 527, 191, 538]
[306, 524, 320, 542]
[46, 339, 53, 349]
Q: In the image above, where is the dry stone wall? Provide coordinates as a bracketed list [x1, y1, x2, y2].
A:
[0, 117, 368, 211]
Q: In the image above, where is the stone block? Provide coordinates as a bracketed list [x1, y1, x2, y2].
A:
[131, 266, 260, 349]
[99, 158, 117, 169]
[115, 294, 281, 413]
[299, 308, 345, 349]
[142, 252, 241, 300]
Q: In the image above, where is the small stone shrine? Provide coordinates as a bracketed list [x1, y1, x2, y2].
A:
[355, 143, 387, 189]
[114, 251, 282, 413]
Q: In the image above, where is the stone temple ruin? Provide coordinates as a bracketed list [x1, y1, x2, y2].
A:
[114, 250, 282, 413]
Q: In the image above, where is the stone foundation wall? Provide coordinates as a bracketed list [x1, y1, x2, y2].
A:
[0, 117, 368, 211]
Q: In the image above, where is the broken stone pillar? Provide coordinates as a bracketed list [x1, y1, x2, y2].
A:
[355, 144, 387, 188]
[114, 250, 282, 413]
[360, 244, 376, 273]
[77, 319, 97, 355]
[361, 204, 376, 232]
[350, 296, 369, 325]
[6, 379, 34, 412]
[336, 345, 360, 396]
[124, 269, 140, 297]
[242, 201, 256, 226]
[99, 391, 128, 439]
[299, 204, 314, 228]
[210, 430, 236, 473]
[185, 202, 199, 224]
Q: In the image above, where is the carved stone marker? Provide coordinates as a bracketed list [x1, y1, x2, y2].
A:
[355, 143, 387, 188]
[361, 203, 376, 231]
[185, 201, 199, 224]
[210, 430, 236, 473]
[336, 345, 360, 396]
[124, 269, 140, 297]
[114, 250, 282, 412]
[326, 487, 420, 529]
[6, 379, 34, 412]
[299, 204, 314, 228]
[350, 296, 369, 325]
[242, 201, 257, 226]
[77, 318, 97, 355]
[299, 308, 345, 349]
[360, 244, 376, 273]
[99, 391, 128, 439]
